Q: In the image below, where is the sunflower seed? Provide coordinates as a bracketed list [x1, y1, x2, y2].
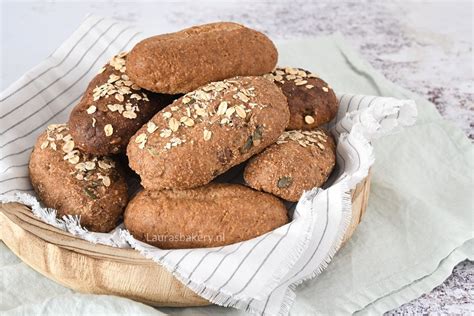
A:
[203, 129, 212, 141]
[115, 94, 124, 102]
[86, 105, 97, 114]
[168, 118, 180, 132]
[183, 117, 195, 127]
[62, 140, 75, 153]
[304, 115, 315, 124]
[295, 80, 308, 86]
[135, 133, 147, 143]
[85, 161, 96, 170]
[104, 124, 113, 136]
[102, 176, 111, 187]
[122, 110, 137, 119]
[68, 156, 80, 164]
[40, 141, 49, 150]
[235, 106, 246, 119]
[217, 101, 228, 116]
[147, 121, 158, 133]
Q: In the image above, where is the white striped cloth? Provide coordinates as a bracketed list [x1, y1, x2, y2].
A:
[0, 16, 417, 316]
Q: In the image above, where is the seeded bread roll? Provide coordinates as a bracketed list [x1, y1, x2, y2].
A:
[126, 22, 278, 94]
[29, 124, 128, 232]
[127, 76, 289, 191]
[124, 184, 288, 249]
[244, 128, 336, 202]
[68, 52, 177, 156]
[265, 67, 338, 130]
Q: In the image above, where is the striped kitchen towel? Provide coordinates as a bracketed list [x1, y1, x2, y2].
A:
[0, 15, 417, 316]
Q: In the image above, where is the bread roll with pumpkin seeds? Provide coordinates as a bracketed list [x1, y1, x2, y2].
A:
[124, 184, 288, 249]
[29, 124, 128, 233]
[265, 67, 338, 130]
[68, 52, 177, 156]
[244, 128, 336, 202]
[126, 22, 278, 94]
[127, 76, 289, 191]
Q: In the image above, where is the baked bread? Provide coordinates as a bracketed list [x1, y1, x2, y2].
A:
[265, 67, 338, 130]
[244, 128, 336, 202]
[124, 184, 288, 249]
[126, 22, 278, 94]
[29, 124, 128, 232]
[127, 76, 289, 191]
[68, 52, 177, 155]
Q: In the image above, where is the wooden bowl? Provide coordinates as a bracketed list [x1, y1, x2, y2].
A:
[0, 174, 370, 307]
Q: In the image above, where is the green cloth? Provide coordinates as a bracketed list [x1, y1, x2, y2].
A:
[1, 34, 472, 316]
[279, 33, 474, 315]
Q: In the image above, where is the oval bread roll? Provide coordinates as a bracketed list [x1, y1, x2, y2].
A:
[69, 52, 177, 155]
[126, 22, 278, 94]
[124, 184, 289, 249]
[29, 124, 128, 232]
[127, 76, 289, 191]
[244, 129, 336, 202]
[265, 67, 338, 130]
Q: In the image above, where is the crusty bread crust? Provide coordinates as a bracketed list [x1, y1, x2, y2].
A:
[244, 128, 336, 202]
[127, 76, 289, 191]
[126, 22, 278, 94]
[68, 52, 177, 156]
[29, 124, 128, 232]
[124, 184, 288, 249]
[265, 67, 338, 130]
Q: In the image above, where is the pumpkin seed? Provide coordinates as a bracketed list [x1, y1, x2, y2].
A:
[84, 187, 98, 199]
[277, 176, 293, 188]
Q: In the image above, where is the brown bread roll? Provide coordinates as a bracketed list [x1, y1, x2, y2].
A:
[29, 124, 128, 232]
[68, 52, 177, 156]
[244, 128, 336, 202]
[126, 22, 278, 94]
[265, 67, 338, 130]
[127, 76, 289, 191]
[124, 184, 289, 249]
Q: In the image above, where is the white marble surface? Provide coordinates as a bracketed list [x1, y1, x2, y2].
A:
[1, 0, 473, 314]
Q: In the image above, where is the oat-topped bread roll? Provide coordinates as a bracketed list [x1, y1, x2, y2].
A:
[244, 128, 336, 202]
[265, 67, 338, 130]
[127, 76, 289, 190]
[126, 22, 278, 94]
[29, 124, 128, 232]
[124, 184, 288, 249]
[68, 52, 177, 156]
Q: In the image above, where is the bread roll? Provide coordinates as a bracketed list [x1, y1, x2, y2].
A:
[244, 128, 336, 202]
[265, 67, 338, 130]
[127, 76, 289, 190]
[68, 52, 177, 155]
[126, 22, 278, 94]
[124, 184, 288, 249]
[29, 124, 128, 232]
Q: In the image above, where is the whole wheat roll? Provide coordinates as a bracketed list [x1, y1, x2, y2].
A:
[124, 184, 289, 249]
[126, 76, 289, 191]
[29, 124, 128, 233]
[126, 22, 278, 94]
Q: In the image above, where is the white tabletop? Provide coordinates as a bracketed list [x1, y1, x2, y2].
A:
[1, 1, 472, 314]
